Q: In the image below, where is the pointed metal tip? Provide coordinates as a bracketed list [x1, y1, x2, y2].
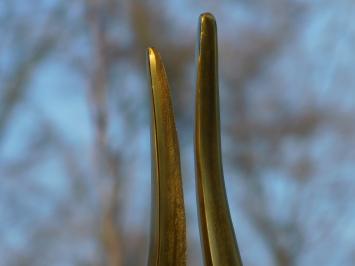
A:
[147, 47, 158, 67]
[147, 46, 157, 57]
[147, 47, 163, 95]
[146, 46, 186, 266]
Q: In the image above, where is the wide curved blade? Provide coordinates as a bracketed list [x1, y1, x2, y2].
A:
[195, 13, 243, 266]
[147, 47, 186, 266]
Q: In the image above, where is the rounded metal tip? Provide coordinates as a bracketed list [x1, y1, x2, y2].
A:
[200, 12, 215, 21]
[199, 13, 216, 28]
[198, 13, 217, 50]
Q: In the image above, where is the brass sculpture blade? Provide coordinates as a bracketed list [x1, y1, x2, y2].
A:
[147, 47, 186, 266]
[195, 13, 243, 266]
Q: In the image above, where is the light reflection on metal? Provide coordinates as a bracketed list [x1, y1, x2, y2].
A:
[147, 47, 187, 266]
[146, 13, 243, 266]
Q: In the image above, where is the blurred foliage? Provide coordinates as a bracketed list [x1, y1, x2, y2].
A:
[1, 0, 355, 265]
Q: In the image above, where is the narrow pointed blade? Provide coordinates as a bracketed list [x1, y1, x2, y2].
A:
[147, 47, 186, 266]
[195, 13, 243, 265]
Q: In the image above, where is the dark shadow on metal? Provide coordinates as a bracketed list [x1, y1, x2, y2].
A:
[195, 13, 243, 266]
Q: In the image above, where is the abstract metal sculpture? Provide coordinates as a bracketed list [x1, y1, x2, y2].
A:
[147, 13, 243, 266]
[147, 47, 187, 266]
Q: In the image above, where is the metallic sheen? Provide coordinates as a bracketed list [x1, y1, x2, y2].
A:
[147, 47, 187, 266]
[195, 13, 243, 266]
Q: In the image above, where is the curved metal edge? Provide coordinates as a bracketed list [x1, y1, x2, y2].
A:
[195, 13, 243, 266]
[147, 47, 187, 266]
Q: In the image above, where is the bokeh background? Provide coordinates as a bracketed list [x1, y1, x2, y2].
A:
[1, 0, 355, 265]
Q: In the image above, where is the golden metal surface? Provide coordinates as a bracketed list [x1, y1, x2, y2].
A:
[195, 13, 243, 266]
[147, 47, 187, 266]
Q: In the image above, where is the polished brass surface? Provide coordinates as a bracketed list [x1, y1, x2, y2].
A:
[146, 13, 243, 266]
[147, 47, 187, 266]
[195, 13, 243, 266]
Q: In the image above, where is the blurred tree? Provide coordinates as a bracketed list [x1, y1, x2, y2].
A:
[1, 0, 355, 266]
